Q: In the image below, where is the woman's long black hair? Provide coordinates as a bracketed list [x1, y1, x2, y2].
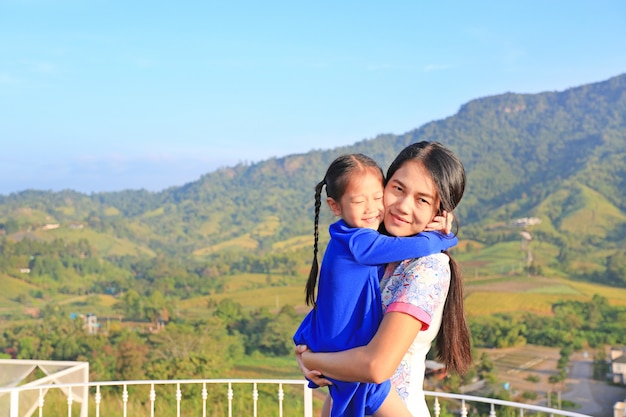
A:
[385, 141, 472, 375]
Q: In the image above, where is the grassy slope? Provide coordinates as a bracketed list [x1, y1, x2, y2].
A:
[3, 233, 625, 319]
[42, 227, 156, 257]
[2, 200, 624, 319]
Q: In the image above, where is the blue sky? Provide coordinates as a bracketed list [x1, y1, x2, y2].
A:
[1, 1, 625, 195]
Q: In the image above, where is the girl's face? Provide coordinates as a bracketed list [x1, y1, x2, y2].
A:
[327, 169, 384, 230]
[383, 160, 440, 237]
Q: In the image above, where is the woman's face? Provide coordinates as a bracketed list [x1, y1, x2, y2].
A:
[383, 160, 440, 237]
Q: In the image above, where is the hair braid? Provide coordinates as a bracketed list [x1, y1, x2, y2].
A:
[305, 179, 325, 306]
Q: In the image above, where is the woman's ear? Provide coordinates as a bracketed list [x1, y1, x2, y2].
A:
[326, 198, 342, 216]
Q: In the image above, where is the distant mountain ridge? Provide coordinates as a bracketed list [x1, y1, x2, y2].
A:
[1, 73, 625, 284]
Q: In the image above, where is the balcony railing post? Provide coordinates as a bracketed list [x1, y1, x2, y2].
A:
[252, 382, 259, 417]
[433, 396, 441, 417]
[94, 385, 101, 417]
[227, 382, 233, 417]
[38, 388, 44, 417]
[9, 389, 19, 417]
[303, 385, 313, 417]
[277, 383, 284, 417]
[202, 382, 208, 417]
[80, 362, 89, 417]
[122, 384, 128, 417]
[67, 386, 73, 417]
[149, 383, 156, 417]
[176, 382, 182, 417]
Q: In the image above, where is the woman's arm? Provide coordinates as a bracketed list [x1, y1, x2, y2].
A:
[300, 311, 422, 384]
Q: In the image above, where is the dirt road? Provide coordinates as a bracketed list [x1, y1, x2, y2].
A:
[560, 355, 626, 417]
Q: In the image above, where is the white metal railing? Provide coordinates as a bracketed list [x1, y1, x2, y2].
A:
[0, 379, 312, 417]
[0, 379, 592, 417]
[424, 390, 593, 417]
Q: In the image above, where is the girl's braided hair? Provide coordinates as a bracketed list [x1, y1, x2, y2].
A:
[304, 153, 383, 306]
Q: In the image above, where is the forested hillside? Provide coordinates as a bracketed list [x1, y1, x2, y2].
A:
[1, 74, 624, 292]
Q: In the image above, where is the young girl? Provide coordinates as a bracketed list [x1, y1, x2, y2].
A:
[293, 153, 456, 417]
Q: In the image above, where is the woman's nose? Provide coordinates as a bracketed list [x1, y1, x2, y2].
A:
[394, 196, 410, 213]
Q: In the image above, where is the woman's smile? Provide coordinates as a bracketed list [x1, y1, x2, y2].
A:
[388, 212, 410, 226]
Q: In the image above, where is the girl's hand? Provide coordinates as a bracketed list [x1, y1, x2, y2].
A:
[424, 211, 454, 234]
[295, 345, 333, 387]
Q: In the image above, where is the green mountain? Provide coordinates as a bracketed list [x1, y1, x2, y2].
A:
[1, 73, 625, 303]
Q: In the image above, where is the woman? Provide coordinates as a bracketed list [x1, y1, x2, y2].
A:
[296, 141, 472, 416]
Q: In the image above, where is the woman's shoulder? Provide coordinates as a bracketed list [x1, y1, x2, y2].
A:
[401, 252, 450, 271]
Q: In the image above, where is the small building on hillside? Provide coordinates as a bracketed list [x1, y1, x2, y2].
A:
[609, 346, 626, 385]
[511, 217, 541, 227]
[70, 312, 101, 335]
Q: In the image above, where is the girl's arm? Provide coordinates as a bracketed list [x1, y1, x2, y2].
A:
[299, 311, 422, 384]
[352, 231, 457, 265]
[348, 211, 456, 265]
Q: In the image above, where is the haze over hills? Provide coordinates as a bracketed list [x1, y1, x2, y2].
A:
[1, 73, 625, 293]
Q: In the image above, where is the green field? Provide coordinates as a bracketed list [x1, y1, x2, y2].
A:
[180, 266, 626, 320]
[2, 235, 624, 321]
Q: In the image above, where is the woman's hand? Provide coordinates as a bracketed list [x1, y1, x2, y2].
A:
[424, 210, 454, 234]
[295, 345, 333, 387]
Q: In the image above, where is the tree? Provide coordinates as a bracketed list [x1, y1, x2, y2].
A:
[117, 289, 143, 320]
[146, 319, 243, 380]
[144, 290, 167, 324]
[1, 219, 19, 234]
[606, 250, 626, 286]
[213, 298, 244, 332]
[116, 331, 148, 381]
[258, 306, 299, 356]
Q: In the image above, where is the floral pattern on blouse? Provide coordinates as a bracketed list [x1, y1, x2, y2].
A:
[381, 256, 449, 319]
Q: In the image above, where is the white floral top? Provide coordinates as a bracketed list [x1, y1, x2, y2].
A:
[380, 253, 451, 417]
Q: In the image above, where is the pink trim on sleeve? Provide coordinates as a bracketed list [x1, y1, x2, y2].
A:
[385, 302, 431, 331]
